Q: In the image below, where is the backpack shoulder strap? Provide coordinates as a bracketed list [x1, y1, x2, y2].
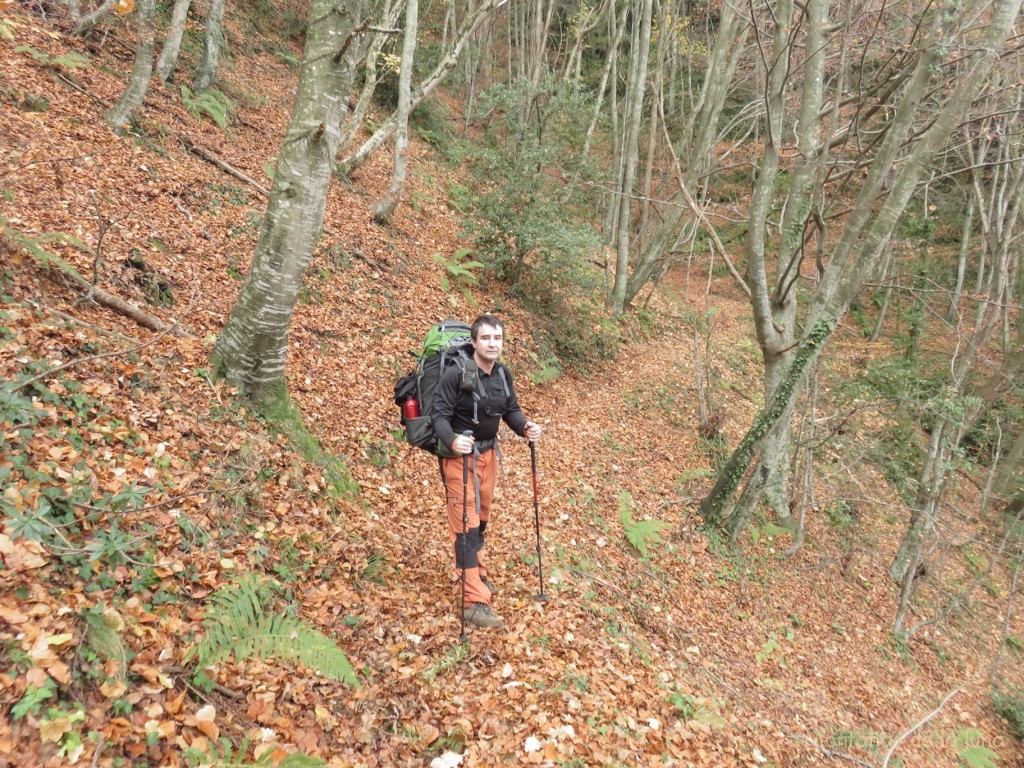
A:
[498, 365, 510, 397]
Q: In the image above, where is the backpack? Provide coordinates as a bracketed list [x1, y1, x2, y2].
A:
[393, 319, 509, 455]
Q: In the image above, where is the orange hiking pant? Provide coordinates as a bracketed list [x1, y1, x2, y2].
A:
[441, 448, 496, 606]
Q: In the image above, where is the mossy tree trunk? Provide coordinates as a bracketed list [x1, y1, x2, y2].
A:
[698, 0, 1023, 535]
[211, 0, 362, 407]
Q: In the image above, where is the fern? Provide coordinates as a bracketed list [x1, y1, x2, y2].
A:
[191, 575, 358, 687]
[956, 727, 1000, 768]
[0, 219, 89, 282]
[619, 491, 667, 559]
[181, 85, 233, 128]
[432, 248, 484, 291]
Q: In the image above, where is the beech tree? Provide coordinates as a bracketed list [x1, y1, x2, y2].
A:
[194, 0, 227, 92]
[155, 0, 193, 83]
[104, 0, 156, 131]
[697, 0, 1024, 537]
[338, 0, 504, 175]
[607, 0, 654, 313]
[211, 0, 363, 405]
[371, 0, 419, 223]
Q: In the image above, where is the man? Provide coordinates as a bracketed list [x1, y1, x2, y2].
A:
[431, 315, 543, 629]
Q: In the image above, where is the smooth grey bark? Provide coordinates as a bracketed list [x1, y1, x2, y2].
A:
[699, 0, 1024, 528]
[582, 0, 629, 156]
[608, 0, 653, 314]
[339, 0, 501, 175]
[621, 1, 749, 305]
[372, 0, 418, 223]
[212, 0, 362, 403]
[194, 0, 226, 92]
[945, 196, 974, 322]
[995, 427, 1024, 497]
[155, 0, 193, 83]
[562, 0, 610, 81]
[337, 0, 405, 157]
[104, 0, 157, 130]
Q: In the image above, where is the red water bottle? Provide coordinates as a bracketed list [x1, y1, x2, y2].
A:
[402, 398, 420, 419]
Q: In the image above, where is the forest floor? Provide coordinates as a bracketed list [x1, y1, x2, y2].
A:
[1, 5, 1022, 767]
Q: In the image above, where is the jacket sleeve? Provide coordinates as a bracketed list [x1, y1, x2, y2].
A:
[431, 366, 460, 451]
[501, 366, 528, 436]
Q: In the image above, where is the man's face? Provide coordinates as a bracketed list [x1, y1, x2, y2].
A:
[472, 323, 504, 364]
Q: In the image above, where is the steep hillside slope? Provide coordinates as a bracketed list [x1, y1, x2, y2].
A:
[1, 6, 1022, 768]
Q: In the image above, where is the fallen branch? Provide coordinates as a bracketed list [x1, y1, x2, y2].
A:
[23, 299, 141, 344]
[3, 220, 191, 337]
[880, 687, 961, 768]
[13, 294, 195, 394]
[178, 134, 270, 197]
[62, 267, 189, 337]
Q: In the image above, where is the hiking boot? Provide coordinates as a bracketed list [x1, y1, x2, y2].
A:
[463, 603, 504, 629]
[480, 576, 497, 596]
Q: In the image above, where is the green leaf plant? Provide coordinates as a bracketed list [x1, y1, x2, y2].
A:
[189, 574, 359, 688]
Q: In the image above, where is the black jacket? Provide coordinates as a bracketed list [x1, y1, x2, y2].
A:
[431, 361, 527, 451]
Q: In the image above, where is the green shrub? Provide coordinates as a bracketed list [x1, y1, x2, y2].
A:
[462, 77, 615, 369]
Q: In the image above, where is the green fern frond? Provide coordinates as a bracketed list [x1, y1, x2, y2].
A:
[233, 613, 359, 686]
[1, 218, 88, 283]
[83, 606, 128, 677]
[192, 575, 358, 687]
[619, 491, 667, 559]
[181, 85, 233, 128]
[432, 249, 484, 288]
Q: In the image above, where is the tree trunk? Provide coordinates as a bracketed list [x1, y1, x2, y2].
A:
[339, 0, 501, 175]
[582, 0, 629, 156]
[104, 0, 157, 131]
[995, 427, 1024, 497]
[337, 0, 406, 157]
[211, 0, 362, 405]
[608, 0, 653, 314]
[621, 1, 748, 305]
[697, 0, 1024, 530]
[194, 0, 227, 92]
[155, 0, 193, 83]
[945, 195, 974, 321]
[372, 0, 418, 224]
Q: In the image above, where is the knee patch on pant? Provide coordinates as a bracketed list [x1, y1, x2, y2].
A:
[454, 528, 481, 569]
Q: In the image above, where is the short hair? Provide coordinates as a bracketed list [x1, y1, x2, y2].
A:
[471, 314, 505, 340]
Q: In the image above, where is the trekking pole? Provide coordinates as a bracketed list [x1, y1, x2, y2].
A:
[530, 441, 548, 602]
[459, 431, 472, 643]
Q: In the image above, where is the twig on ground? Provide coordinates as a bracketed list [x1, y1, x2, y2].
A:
[880, 687, 961, 768]
[23, 298, 141, 343]
[784, 733, 874, 768]
[13, 290, 198, 393]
